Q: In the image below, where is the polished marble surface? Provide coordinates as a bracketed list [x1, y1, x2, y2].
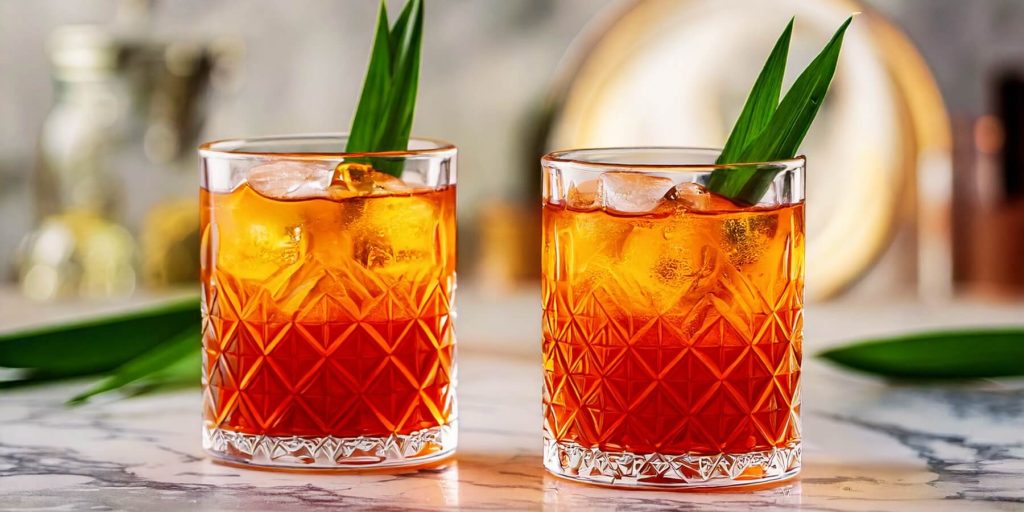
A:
[2, 293, 1023, 510]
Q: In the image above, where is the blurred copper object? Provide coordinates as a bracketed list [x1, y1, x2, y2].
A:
[141, 198, 200, 287]
[475, 201, 540, 294]
[954, 74, 1024, 297]
[539, 0, 951, 301]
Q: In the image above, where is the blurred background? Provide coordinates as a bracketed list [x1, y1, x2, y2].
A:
[0, 0, 1022, 338]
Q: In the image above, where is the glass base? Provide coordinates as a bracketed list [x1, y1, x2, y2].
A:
[203, 422, 457, 469]
[543, 438, 800, 489]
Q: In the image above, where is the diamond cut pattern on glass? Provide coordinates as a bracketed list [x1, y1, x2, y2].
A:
[203, 273, 456, 438]
[543, 274, 802, 454]
[542, 202, 804, 485]
[204, 422, 457, 469]
[544, 438, 800, 487]
[200, 186, 457, 448]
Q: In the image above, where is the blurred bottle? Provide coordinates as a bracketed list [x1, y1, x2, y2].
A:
[20, 26, 136, 301]
[17, 13, 239, 301]
[954, 72, 1024, 297]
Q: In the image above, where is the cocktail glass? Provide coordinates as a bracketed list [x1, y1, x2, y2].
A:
[199, 135, 457, 469]
[541, 148, 804, 488]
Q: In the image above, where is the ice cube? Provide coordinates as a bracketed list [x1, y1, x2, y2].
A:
[212, 189, 309, 283]
[666, 182, 711, 211]
[722, 214, 778, 266]
[369, 172, 417, 195]
[567, 179, 601, 210]
[331, 163, 418, 196]
[618, 220, 720, 311]
[351, 194, 440, 274]
[248, 160, 333, 199]
[331, 162, 376, 194]
[599, 172, 675, 214]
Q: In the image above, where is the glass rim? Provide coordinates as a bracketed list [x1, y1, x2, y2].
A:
[198, 133, 457, 161]
[542, 146, 805, 172]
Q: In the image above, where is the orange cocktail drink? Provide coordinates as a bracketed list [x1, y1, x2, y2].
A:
[542, 148, 804, 488]
[199, 135, 457, 469]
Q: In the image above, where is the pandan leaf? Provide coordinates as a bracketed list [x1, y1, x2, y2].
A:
[0, 297, 199, 378]
[712, 18, 792, 168]
[69, 324, 201, 404]
[819, 328, 1024, 379]
[710, 16, 852, 204]
[346, 0, 424, 176]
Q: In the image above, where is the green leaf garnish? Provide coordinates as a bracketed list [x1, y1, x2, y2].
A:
[819, 328, 1024, 379]
[709, 16, 852, 204]
[346, 0, 424, 176]
[68, 324, 200, 404]
[737, 17, 851, 162]
[0, 296, 198, 378]
[712, 18, 793, 168]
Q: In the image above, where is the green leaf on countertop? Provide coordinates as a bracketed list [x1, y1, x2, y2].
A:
[709, 16, 852, 205]
[345, 0, 424, 176]
[818, 328, 1024, 379]
[124, 339, 201, 395]
[0, 296, 199, 377]
[69, 323, 201, 404]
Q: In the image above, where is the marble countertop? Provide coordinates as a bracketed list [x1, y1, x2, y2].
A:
[2, 290, 1024, 511]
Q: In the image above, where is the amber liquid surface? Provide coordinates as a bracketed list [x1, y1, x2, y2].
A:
[542, 198, 804, 455]
[201, 184, 456, 438]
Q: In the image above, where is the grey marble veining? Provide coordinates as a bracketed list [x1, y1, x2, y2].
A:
[2, 349, 1023, 511]
[3, 296, 1024, 510]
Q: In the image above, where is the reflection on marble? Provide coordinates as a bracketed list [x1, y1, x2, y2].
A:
[2, 349, 1023, 511]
